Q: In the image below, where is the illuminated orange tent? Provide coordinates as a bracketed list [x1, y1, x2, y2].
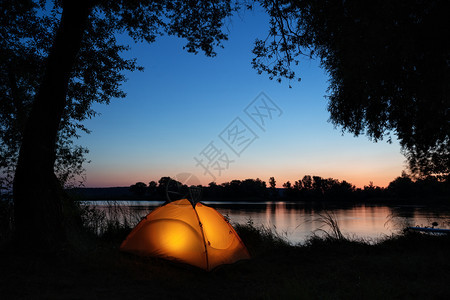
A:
[120, 199, 250, 271]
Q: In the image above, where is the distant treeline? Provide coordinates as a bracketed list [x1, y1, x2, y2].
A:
[69, 174, 449, 203]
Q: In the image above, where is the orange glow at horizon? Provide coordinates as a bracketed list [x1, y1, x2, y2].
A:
[83, 167, 401, 189]
[82, 143, 405, 189]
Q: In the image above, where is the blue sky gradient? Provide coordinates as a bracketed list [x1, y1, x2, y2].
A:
[78, 10, 405, 188]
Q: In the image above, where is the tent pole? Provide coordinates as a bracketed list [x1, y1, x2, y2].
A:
[192, 205, 209, 270]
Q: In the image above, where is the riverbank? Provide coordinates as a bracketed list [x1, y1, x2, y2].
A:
[68, 186, 449, 206]
[1, 227, 449, 299]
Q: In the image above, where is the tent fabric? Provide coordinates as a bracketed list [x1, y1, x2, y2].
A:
[120, 199, 250, 270]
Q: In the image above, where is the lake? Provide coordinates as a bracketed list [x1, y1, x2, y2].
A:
[82, 200, 450, 245]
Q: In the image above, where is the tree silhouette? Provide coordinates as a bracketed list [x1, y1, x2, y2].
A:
[362, 181, 385, 200]
[240, 178, 267, 199]
[293, 180, 303, 191]
[269, 176, 277, 198]
[253, 0, 449, 178]
[0, 1, 94, 189]
[8, 0, 236, 252]
[129, 182, 147, 197]
[283, 181, 292, 189]
[302, 175, 313, 190]
[269, 177, 276, 189]
[147, 181, 157, 198]
[388, 174, 415, 199]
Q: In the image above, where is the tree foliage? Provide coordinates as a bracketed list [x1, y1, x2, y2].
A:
[0, 1, 139, 187]
[253, 0, 450, 178]
[129, 181, 147, 196]
[282, 175, 355, 200]
[5, 0, 237, 251]
[1, 0, 237, 189]
[206, 178, 268, 199]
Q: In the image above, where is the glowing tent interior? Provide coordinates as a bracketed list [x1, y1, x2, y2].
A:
[120, 199, 250, 271]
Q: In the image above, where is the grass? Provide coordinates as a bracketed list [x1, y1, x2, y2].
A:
[234, 218, 292, 256]
[1, 202, 450, 299]
[312, 210, 346, 240]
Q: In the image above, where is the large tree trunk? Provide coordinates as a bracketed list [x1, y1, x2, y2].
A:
[13, 1, 92, 252]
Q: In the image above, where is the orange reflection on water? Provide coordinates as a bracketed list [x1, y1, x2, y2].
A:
[87, 201, 450, 245]
[213, 203, 450, 244]
[334, 206, 392, 238]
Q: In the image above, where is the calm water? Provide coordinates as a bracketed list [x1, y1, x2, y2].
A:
[83, 200, 450, 245]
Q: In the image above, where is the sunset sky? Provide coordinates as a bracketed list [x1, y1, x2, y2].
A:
[77, 9, 405, 188]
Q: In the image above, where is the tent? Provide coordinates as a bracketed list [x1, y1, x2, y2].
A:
[120, 199, 250, 271]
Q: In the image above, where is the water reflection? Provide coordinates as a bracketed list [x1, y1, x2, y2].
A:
[82, 201, 450, 245]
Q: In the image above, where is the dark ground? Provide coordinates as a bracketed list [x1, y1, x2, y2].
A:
[1, 229, 449, 299]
